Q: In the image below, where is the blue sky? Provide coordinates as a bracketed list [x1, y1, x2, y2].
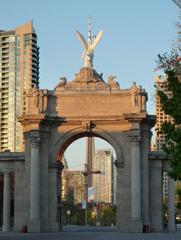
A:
[0, 0, 179, 169]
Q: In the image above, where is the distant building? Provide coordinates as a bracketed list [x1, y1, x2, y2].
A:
[155, 75, 173, 199]
[92, 149, 114, 204]
[0, 21, 39, 151]
[155, 75, 173, 151]
[62, 170, 85, 205]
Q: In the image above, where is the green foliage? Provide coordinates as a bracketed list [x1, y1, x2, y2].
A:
[156, 50, 181, 180]
[176, 187, 181, 210]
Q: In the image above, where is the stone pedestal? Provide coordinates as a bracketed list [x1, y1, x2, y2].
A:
[2, 172, 11, 232]
[129, 135, 143, 232]
[168, 176, 176, 232]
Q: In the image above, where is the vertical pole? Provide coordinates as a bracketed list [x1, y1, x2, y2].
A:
[84, 164, 88, 226]
[168, 176, 176, 232]
[2, 172, 11, 232]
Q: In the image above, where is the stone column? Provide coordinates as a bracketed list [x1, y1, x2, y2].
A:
[168, 176, 176, 232]
[140, 130, 151, 231]
[2, 171, 11, 232]
[29, 137, 40, 232]
[129, 135, 142, 232]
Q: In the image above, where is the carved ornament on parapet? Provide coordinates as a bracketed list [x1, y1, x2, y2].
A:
[28, 85, 48, 114]
[82, 121, 96, 132]
[54, 77, 67, 89]
[107, 75, 120, 89]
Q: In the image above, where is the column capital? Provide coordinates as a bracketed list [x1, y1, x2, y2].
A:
[30, 138, 40, 148]
[130, 135, 141, 145]
[2, 170, 12, 176]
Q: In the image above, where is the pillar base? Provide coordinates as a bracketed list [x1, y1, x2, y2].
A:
[2, 224, 10, 232]
[168, 224, 176, 232]
[28, 219, 40, 233]
[129, 219, 143, 233]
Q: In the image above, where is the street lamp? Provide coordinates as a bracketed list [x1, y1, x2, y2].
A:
[82, 164, 101, 226]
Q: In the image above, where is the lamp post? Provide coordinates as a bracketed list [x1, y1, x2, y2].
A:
[82, 164, 101, 226]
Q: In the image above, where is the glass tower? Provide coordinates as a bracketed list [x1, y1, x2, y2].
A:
[0, 21, 39, 151]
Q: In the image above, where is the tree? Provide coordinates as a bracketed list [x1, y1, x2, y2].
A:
[176, 187, 181, 209]
[155, 49, 181, 180]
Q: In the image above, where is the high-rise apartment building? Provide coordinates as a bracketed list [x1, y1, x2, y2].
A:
[93, 149, 114, 204]
[62, 170, 85, 205]
[0, 21, 39, 151]
[155, 75, 173, 151]
[155, 75, 173, 199]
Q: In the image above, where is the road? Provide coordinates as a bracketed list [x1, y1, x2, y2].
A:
[0, 226, 181, 240]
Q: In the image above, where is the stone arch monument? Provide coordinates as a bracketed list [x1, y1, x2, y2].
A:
[16, 66, 155, 233]
[0, 22, 176, 233]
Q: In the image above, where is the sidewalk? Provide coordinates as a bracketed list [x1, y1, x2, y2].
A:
[0, 231, 181, 240]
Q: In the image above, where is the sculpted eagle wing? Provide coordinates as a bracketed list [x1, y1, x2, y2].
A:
[89, 30, 103, 51]
[76, 31, 88, 50]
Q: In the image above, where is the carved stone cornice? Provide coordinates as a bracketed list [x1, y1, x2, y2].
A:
[18, 113, 46, 131]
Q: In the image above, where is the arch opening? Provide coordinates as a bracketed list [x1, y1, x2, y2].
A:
[55, 133, 118, 230]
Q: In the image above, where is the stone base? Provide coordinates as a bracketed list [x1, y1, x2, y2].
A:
[48, 222, 60, 232]
[2, 225, 10, 232]
[129, 219, 143, 233]
[28, 219, 40, 233]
